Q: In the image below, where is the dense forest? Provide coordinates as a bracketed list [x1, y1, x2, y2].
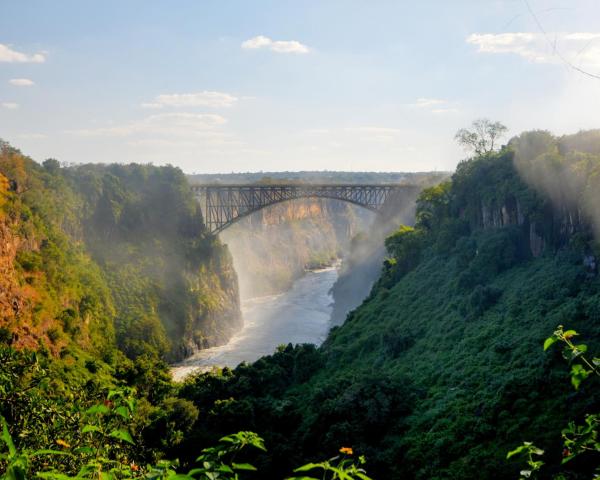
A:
[0, 140, 241, 362]
[1, 130, 600, 479]
[170, 129, 600, 479]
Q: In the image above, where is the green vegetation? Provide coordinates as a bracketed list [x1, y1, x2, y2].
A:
[171, 130, 600, 478]
[0, 377, 372, 480]
[2, 129, 600, 478]
[0, 141, 241, 362]
[0, 140, 242, 475]
[508, 326, 599, 478]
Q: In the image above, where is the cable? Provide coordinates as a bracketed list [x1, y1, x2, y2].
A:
[523, 0, 600, 80]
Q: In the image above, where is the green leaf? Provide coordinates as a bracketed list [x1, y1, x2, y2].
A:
[293, 463, 323, 472]
[109, 429, 135, 445]
[570, 364, 591, 390]
[232, 462, 257, 471]
[543, 336, 557, 351]
[561, 454, 576, 465]
[286, 477, 320, 480]
[73, 447, 94, 455]
[37, 473, 85, 480]
[85, 404, 109, 416]
[107, 390, 119, 400]
[82, 425, 101, 434]
[114, 406, 129, 419]
[217, 464, 234, 473]
[506, 444, 527, 459]
[31, 449, 72, 457]
[1, 416, 16, 457]
[355, 473, 374, 480]
[186, 468, 205, 476]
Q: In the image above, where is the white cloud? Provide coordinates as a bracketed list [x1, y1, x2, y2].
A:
[344, 126, 405, 136]
[467, 32, 600, 70]
[241, 35, 310, 54]
[142, 91, 238, 109]
[19, 133, 47, 139]
[1, 102, 19, 109]
[406, 98, 460, 114]
[411, 98, 447, 108]
[9, 78, 34, 87]
[431, 108, 459, 115]
[67, 112, 227, 138]
[340, 126, 408, 143]
[0, 44, 45, 63]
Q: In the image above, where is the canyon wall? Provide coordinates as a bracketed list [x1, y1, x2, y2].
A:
[221, 199, 371, 298]
[0, 144, 241, 362]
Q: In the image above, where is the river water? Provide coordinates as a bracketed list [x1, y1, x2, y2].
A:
[171, 266, 338, 381]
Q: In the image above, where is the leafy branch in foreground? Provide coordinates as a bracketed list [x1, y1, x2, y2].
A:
[543, 325, 600, 390]
[1, 389, 372, 480]
[507, 326, 600, 478]
[506, 442, 544, 479]
[288, 448, 373, 480]
[1, 415, 70, 480]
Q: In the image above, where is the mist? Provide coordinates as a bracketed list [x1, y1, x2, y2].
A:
[220, 198, 370, 300]
[330, 187, 423, 325]
[511, 129, 600, 241]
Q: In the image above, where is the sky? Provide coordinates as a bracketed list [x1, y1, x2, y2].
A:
[1, 0, 600, 174]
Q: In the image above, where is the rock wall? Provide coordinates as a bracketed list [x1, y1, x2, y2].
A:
[0, 148, 242, 362]
[221, 199, 370, 298]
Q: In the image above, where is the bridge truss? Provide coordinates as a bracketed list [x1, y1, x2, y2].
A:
[191, 183, 416, 234]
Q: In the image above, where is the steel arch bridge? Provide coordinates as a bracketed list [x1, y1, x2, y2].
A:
[191, 183, 420, 234]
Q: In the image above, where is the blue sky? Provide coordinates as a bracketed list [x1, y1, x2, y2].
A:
[1, 0, 600, 173]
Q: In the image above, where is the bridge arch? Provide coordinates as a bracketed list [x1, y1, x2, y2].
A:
[191, 184, 420, 234]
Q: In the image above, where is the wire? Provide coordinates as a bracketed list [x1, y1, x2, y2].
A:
[523, 0, 600, 80]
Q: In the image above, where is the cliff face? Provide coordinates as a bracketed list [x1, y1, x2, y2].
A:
[0, 157, 116, 357]
[178, 243, 241, 357]
[446, 129, 600, 260]
[0, 144, 241, 362]
[221, 199, 369, 298]
[0, 173, 30, 346]
[453, 156, 591, 259]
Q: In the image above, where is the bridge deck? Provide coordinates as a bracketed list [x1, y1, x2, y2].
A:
[191, 183, 420, 234]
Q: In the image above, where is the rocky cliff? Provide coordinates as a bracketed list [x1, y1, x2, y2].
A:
[221, 198, 370, 298]
[0, 142, 241, 362]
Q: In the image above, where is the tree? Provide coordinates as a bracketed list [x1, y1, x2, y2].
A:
[455, 119, 508, 156]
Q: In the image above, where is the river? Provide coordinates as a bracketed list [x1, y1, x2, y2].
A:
[171, 266, 338, 381]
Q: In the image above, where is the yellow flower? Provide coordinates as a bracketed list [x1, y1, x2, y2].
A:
[56, 439, 71, 448]
[339, 447, 353, 455]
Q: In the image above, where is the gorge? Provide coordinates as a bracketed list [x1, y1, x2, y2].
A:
[2, 129, 600, 479]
